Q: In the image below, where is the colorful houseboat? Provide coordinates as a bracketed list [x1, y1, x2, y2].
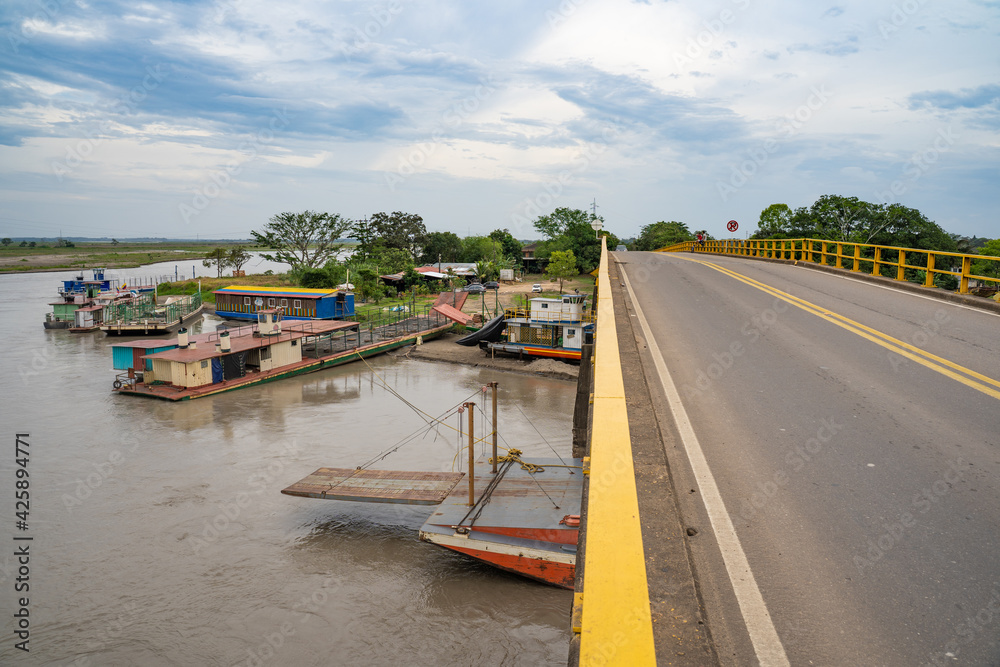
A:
[213, 286, 355, 321]
[111, 306, 452, 400]
[100, 293, 204, 336]
[485, 294, 593, 361]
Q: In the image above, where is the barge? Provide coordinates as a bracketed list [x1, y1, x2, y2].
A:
[111, 306, 453, 400]
[484, 294, 593, 361]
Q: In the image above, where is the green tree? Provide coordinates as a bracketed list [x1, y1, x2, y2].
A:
[532, 207, 619, 273]
[353, 211, 427, 261]
[972, 239, 1000, 280]
[546, 249, 578, 294]
[754, 204, 793, 239]
[365, 246, 413, 274]
[635, 221, 694, 250]
[252, 210, 353, 270]
[419, 231, 463, 265]
[461, 236, 504, 263]
[19, 240, 27, 247]
[488, 228, 523, 259]
[111, 238, 119, 246]
[228, 246, 252, 273]
[1, 238, 11, 247]
[28, 241, 35, 248]
[203, 247, 230, 278]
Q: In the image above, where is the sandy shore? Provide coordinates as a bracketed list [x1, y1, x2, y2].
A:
[393, 332, 580, 381]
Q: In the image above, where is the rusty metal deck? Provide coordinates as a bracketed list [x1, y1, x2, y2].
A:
[281, 467, 465, 505]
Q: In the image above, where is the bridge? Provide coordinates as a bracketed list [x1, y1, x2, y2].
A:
[571, 239, 1000, 666]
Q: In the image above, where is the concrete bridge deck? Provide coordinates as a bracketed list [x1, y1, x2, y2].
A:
[573, 244, 1000, 666]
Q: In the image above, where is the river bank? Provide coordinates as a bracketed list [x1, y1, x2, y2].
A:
[394, 332, 580, 381]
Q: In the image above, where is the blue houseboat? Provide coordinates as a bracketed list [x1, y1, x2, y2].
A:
[213, 286, 355, 321]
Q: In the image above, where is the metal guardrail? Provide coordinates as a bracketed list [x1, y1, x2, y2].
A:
[659, 239, 1000, 295]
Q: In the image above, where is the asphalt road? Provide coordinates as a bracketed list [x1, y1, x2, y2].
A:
[616, 251, 1000, 667]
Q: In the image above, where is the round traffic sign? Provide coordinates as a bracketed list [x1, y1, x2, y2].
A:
[727, 219, 739, 233]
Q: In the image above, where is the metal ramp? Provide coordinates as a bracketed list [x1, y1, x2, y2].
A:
[281, 468, 465, 505]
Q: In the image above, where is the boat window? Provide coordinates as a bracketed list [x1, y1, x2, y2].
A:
[244, 297, 251, 305]
[280, 299, 288, 307]
[541, 303, 548, 308]
[261, 347, 271, 361]
[268, 298, 275, 307]
[201, 360, 209, 368]
[294, 300, 301, 308]
[291, 339, 297, 346]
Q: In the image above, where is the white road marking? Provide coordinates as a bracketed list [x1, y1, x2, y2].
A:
[620, 264, 791, 667]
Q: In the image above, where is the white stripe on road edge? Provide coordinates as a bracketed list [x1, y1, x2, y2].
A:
[620, 264, 791, 667]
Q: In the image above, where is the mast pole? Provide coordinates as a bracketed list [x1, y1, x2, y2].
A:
[466, 402, 476, 505]
[490, 382, 499, 474]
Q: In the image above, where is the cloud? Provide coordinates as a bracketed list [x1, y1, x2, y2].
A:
[908, 84, 1000, 111]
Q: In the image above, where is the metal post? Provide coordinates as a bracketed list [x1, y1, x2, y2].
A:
[466, 402, 476, 505]
[490, 382, 499, 474]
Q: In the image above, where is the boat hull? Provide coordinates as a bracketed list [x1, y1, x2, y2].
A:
[418, 457, 583, 588]
[419, 529, 576, 588]
[485, 342, 582, 361]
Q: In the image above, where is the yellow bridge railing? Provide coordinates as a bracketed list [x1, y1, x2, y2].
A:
[659, 239, 1000, 295]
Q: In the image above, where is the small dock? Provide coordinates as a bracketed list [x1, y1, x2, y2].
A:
[281, 468, 465, 505]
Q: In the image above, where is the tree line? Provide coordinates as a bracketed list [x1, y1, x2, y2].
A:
[629, 194, 999, 281]
[241, 207, 620, 302]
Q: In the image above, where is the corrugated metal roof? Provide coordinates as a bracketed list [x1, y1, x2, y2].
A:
[213, 285, 341, 299]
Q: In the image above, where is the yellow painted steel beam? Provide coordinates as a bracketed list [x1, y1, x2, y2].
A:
[578, 238, 656, 666]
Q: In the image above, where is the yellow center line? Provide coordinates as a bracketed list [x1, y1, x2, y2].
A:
[674, 256, 1000, 402]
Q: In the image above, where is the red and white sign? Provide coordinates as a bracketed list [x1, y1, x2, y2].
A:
[727, 219, 739, 233]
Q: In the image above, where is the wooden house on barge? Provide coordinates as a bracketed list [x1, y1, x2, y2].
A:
[213, 286, 354, 321]
[111, 306, 454, 401]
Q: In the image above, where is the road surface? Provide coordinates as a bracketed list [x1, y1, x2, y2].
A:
[616, 251, 1000, 666]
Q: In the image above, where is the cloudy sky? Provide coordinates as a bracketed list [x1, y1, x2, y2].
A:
[1, 0, 997, 242]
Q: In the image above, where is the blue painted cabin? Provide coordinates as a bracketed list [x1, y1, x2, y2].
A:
[212, 286, 355, 321]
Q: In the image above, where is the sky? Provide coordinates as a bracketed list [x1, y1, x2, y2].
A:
[0, 0, 998, 242]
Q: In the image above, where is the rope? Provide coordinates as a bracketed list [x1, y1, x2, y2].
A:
[489, 448, 545, 473]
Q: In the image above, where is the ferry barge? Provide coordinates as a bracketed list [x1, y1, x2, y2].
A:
[484, 294, 593, 361]
[111, 306, 453, 401]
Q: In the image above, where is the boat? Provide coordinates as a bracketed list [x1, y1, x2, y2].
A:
[212, 286, 354, 322]
[100, 292, 204, 336]
[482, 294, 593, 361]
[45, 288, 138, 330]
[281, 386, 582, 588]
[418, 454, 582, 588]
[110, 305, 454, 400]
[67, 291, 142, 332]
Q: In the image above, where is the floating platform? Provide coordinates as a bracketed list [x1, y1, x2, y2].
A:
[281, 468, 464, 505]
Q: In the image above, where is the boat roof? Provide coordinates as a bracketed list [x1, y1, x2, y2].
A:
[213, 285, 349, 299]
[142, 320, 357, 363]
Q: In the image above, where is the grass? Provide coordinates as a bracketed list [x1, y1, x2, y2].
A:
[0, 242, 237, 273]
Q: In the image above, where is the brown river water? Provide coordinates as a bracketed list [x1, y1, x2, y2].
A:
[0, 266, 575, 666]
